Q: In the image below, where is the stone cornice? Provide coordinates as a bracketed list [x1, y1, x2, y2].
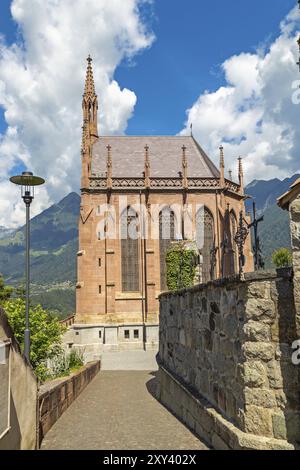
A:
[88, 176, 241, 195]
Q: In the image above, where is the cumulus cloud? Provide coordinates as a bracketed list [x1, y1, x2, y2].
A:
[0, 0, 154, 227]
[181, 6, 300, 185]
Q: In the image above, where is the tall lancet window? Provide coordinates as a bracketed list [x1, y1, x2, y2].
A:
[159, 209, 176, 291]
[230, 210, 238, 274]
[121, 207, 140, 292]
[196, 207, 215, 283]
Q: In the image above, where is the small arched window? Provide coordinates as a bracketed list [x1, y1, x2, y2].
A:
[121, 207, 139, 292]
[159, 209, 176, 291]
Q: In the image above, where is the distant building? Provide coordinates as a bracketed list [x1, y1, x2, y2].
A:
[73, 57, 253, 356]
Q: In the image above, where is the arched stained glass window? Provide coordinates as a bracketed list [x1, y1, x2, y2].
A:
[196, 207, 215, 283]
[159, 209, 176, 291]
[121, 207, 139, 292]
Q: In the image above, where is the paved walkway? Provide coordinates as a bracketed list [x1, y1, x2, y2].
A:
[41, 371, 208, 450]
[101, 350, 158, 371]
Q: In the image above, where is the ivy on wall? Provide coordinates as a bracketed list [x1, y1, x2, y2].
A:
[166, 242, 198, 291]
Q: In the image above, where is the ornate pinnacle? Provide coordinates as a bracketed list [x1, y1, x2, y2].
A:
[144, 145, 150, 189]
[238, 156, 244, 177]
[238, 156, 244, 194]
[219, 145, 225, 168]
[84, 55, 96, 97]
[182, 145, 188, 189]
[297, 36, 300, 71]
[219, 145, 225, 187]
[106, 145, 112, 189]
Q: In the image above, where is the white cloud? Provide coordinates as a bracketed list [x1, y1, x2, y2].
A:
[181, 6, 300, 185]
[0, 0, 154, 227]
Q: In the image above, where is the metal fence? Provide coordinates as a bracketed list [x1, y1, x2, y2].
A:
[0, 340, 11, 440]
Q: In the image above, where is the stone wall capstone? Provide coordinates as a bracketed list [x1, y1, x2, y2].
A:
[157, 270, 300, 450]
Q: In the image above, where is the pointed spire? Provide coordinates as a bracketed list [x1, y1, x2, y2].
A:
[106, 145, 112, 189]
[84, 55, 96, 97]
[144, 145, 150, 189]
[219, 145, 225, 187]
[182, 145, 188, 189]
[238, 156, 244, 194]
[82, 55, 98, 142]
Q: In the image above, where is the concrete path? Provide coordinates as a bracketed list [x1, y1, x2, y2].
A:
[41, 371, 208, 450]
[100, 350, 158, 371]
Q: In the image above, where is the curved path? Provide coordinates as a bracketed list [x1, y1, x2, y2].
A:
[41, 370, 208, 450]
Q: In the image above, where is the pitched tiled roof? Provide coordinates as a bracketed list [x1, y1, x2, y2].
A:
[91, 136, 220, 178]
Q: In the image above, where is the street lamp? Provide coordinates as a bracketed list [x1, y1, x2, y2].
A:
[9, 171, 45, 362]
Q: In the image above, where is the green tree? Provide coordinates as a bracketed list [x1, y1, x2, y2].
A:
[0, 273, 14, 303]
[3, 298, 66, 378]
[271, 248, 293, 268]
[166, 243, 198, 291]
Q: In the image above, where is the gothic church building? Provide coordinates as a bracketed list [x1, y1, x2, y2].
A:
[73, 57, 253, 356]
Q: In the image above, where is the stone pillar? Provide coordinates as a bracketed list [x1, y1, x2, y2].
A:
[290, 194, 300, 335]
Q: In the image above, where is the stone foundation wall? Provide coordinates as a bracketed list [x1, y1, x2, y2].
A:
[157, 270, 300, 450]
[38, 360, 100, 446]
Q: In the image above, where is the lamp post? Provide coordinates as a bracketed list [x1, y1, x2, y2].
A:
[10, 171, 45, 362]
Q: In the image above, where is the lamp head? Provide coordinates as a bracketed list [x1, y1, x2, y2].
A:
[10, 171, 45, 203]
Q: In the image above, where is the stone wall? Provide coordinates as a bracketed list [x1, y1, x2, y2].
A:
[38, 360, 100, 446]
[157, 271, 300, 450]
[0, 308, 38, 450]
[290, 193, 300, 336]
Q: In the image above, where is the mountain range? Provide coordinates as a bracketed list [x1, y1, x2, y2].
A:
[0, 175, 297, 317]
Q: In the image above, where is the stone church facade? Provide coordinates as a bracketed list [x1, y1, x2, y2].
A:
[72, 57, 253, 356]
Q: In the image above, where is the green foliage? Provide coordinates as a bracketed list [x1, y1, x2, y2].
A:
[3, 298, 66, 377]
[48, 349, 84, 379]
[31, 288, 75, 319]
[166, 243, 197, 292]
[68, 348, 84, 370]
[0, 273, 14, 303]
[271, 248, 293, 268]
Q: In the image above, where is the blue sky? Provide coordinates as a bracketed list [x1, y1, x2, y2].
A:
[119, 0, 296, 135]
[0, 0, 296, 137]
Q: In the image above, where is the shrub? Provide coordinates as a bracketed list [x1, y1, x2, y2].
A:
[47, 348, 84, 378]
[3, 298, 66, 380]
[166, 243, 198, 291]
[68, 348, 84, 370]
[271, 248, 292, 268]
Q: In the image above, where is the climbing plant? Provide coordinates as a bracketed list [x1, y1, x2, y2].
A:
[166, 243, 198, 291]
